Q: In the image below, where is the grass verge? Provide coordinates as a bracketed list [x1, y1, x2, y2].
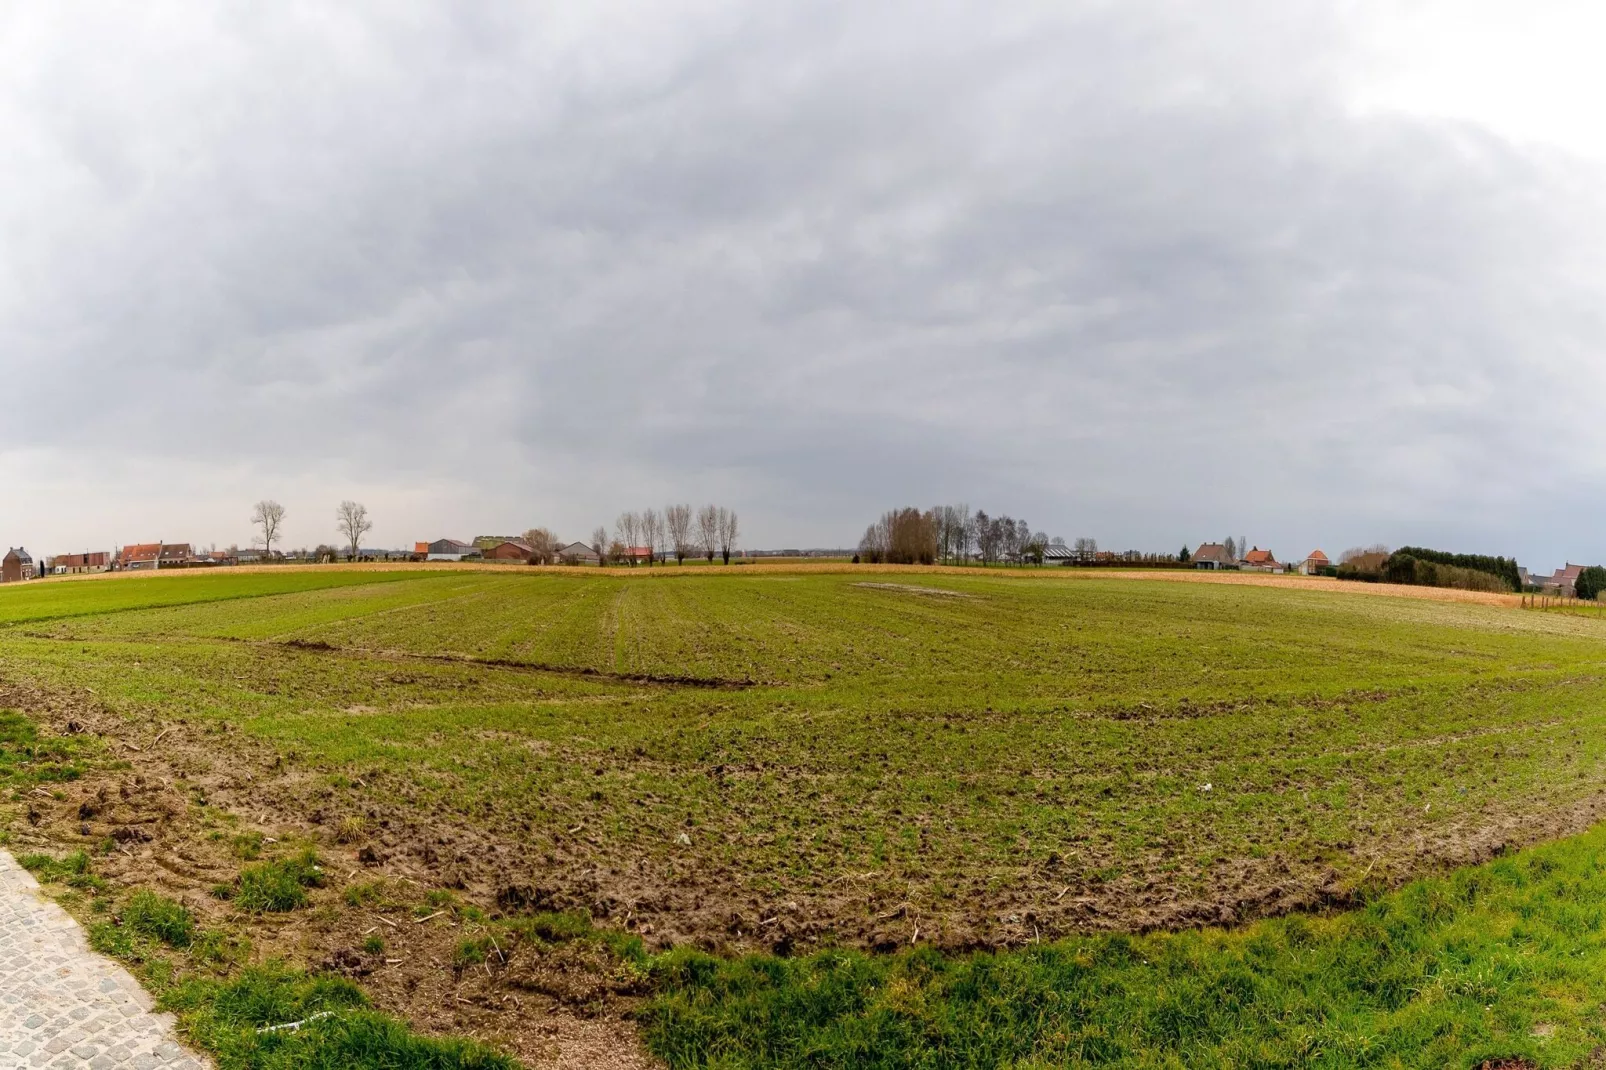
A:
[640, 825, 1606, 1068]
[24, 853, 511, 1069]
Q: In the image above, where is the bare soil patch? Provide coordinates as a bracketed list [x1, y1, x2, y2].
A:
[1, 681, 657, 1070]
[850, 583, 974, 599]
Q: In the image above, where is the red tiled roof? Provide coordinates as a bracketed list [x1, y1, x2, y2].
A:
[1244, 548, 1276, 565]
[1306, 549, 1330, 564]
[120, 543, 161, 562]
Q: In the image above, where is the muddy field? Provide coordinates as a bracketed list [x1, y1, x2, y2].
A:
[5, 566, 1606, 1065]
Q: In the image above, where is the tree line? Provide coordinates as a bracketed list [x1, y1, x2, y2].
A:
[858, 505, 1061, 566]
[1385, 546, 1522, 592]
[594, 504, 739, 565]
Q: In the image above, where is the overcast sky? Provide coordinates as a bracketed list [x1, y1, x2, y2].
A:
[3, 2, 1604, 569]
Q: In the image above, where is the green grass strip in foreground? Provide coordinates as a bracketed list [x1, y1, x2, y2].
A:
[643, 825, 1606, 1068]
[164, 963, 515, 1069]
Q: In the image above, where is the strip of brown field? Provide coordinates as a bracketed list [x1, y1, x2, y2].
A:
[25, 558, 1524, 607]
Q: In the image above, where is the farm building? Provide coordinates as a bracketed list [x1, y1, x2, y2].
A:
[1192, 543, 1235, 570]
[421, 538, 482, 562]
[1300, 550, 1331, 575]
[2, 548, 34, 582]
[483, 539, 536, 561]
[1041, 544, 1075, 564]
[555, 541, 601, 565]
[52, 551, 109, 574]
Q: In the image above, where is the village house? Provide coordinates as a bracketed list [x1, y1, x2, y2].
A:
[51, 551, 110, 575]
[1192, 543, 1235, 570]
[1540, 563, 1586, 597]
[1299, 549, 1331, 576]
[2, 548, 35, 583]
[117, 543, 195, 570]
[1241, 547, 1282, 572]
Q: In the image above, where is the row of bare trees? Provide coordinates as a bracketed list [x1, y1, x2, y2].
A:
[252, 499, 373, 559]
[859, 508, 938, 564]
[861, 504, 1058, 566]
[251, 497, 741, 568]
[597, 504, 739, 565]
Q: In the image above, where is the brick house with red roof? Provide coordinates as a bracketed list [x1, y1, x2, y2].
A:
[1242, 547, 1283, 572]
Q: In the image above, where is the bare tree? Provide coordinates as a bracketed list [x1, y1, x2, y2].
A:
[697, 505, 719, 562]
[522, 527, 560, 564]
[614, 512, 641, 565]
[1026, 530, 1049, 565]
[858, 520, 888, 563]
[665, 504, 693, 564]
[591, 526, 609, 566]
[973, 510, 996, 565]
[1339, 544, 1391, 565]
[868, 508, 937, 565]
[335, 501, 372, 559]
[717, 507, 739, 564]
[1224, 536, 1238, 562]
[251, 500, 286, 554]
[1013, 519, 1031, 566]
[933, 504, 971, 564]
[641, 508, 665, 565]
[951, 504, 974, 563]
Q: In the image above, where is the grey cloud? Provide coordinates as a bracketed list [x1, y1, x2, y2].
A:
[1, 1, 1603, 565]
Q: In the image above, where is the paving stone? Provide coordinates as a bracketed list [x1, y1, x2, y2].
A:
[0, 852, 210, 1068]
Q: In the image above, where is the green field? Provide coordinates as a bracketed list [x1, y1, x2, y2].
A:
[7, 566, 1606, 1067]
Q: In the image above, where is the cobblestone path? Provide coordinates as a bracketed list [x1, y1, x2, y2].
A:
[0, 851, 207, 1069]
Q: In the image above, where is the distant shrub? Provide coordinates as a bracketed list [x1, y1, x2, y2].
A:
[1577, 566, 1606, 601]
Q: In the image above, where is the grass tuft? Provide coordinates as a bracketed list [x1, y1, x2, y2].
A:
[123, 890, 196, 948]
[230, 850, 325, 912]
[20, 850, 107, 893]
